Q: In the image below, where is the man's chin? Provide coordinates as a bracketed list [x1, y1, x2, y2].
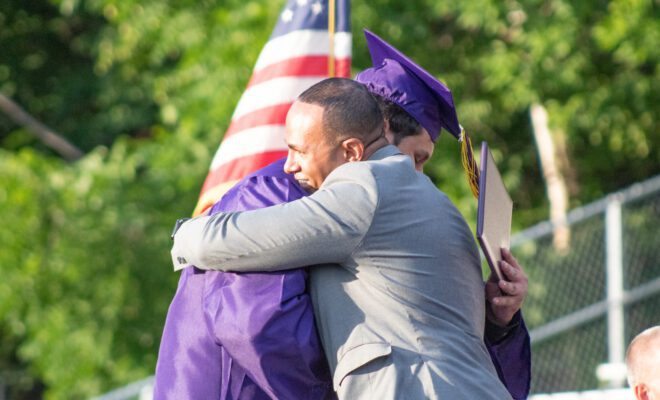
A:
[296, 180, 317, 194]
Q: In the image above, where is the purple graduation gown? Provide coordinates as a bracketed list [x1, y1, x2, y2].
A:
[154, 158, 531, 399]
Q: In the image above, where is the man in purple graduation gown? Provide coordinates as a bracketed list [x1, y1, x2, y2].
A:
[154, 34, 531, 400]
[154, 158, 332, 400]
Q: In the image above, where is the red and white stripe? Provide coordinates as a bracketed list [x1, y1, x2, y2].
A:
[193, 28, 351, 215]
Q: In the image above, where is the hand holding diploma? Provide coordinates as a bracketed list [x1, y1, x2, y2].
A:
[485, 248, 529, 327]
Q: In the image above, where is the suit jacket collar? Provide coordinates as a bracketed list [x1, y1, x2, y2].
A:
[368, 144, 402, 161]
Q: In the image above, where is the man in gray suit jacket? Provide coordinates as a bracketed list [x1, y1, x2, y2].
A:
[172, 77, 512, 399]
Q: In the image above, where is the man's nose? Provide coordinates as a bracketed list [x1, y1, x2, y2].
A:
[284, 152, 299, 173]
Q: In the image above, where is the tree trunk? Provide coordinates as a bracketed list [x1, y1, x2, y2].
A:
[530, 103, 570, 251]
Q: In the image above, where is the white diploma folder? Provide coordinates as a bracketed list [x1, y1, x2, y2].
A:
[476, 142, 513, 281]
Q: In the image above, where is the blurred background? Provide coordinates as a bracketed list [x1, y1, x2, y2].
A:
[0, 0, 658, 399]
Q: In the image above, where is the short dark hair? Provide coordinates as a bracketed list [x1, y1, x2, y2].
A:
[297, 77, 383, 143]
[373, 94, 423, 145]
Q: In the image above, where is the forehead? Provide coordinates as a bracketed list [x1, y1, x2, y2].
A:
[285, 101, 325, 146]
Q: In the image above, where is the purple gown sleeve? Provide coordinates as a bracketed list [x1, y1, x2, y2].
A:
[202, 159, 333, 399]
[485, 311, 532, 400]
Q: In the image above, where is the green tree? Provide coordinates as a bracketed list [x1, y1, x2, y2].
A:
[0, 131, 210, 399]
[0, 0, 158, 153]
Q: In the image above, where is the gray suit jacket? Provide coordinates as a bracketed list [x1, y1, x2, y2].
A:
[172, 145, 512, 399]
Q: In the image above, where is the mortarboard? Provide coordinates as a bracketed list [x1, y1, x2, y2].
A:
[356, 29, 481, 198]
[356, 29, 461, 141]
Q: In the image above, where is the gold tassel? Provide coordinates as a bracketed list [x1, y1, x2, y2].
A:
[460, 128, 480, 199]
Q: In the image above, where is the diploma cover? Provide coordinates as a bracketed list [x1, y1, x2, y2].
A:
[477, 142, 513, 281]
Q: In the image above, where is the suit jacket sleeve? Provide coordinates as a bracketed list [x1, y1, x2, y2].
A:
[171, 162, 379, 272]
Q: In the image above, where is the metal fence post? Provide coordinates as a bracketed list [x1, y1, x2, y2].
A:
[598, 196, 627, 387]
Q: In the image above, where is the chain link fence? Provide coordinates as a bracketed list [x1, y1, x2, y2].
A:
[513, 175, 660, 395]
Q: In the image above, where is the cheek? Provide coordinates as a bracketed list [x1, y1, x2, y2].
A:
[328, 148, 348, 172]
[302, 156, 320, 176]
[397, 143, 416, 161]
[312, 153, 338, 182]
[401, 149, 416, 164]
[300, 158, 313, 175]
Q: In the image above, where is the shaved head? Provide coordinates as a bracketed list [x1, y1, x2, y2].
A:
[626, 326, 660, 400]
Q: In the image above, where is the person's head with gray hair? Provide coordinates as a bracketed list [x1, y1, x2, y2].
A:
[626, 326, 660, 400]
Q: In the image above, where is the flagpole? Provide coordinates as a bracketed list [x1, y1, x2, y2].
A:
[328, 0, 336, 77]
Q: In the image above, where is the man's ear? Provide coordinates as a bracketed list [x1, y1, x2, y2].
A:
[341, 138, 364, 162]
[383, 118, 391, 135]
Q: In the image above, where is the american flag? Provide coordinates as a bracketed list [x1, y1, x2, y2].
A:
[193, 0, 352, 215]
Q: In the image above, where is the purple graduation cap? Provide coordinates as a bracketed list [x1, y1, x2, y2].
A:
[356, 29, 481, 198]
[356, 29, 461, 142]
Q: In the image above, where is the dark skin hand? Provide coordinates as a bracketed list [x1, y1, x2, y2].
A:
[485, 248, 529, 327]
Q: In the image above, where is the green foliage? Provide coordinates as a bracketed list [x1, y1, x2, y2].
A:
[0, 131, 209, 399]
[0, 0, 658, 397]
[0, 0, 157, 152]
